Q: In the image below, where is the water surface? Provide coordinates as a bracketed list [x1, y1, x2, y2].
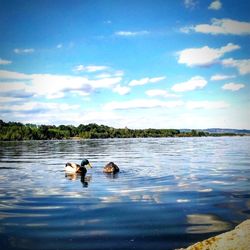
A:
[0, 137, 250, 249]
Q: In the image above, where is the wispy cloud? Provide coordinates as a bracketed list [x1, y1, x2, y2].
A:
[178, 43, 240, 67]
[128, 76, 166, 87]
[0, 58, 12, 65]
[56, 44, 63, 49]
[115, 30, 150, 37]
[210, 74, 236, 81]
[222, 58, 250, 75]
[0, 81, 29, 93]
[14, 48, 35, 54]
[113, 84, 130, 95]
[222, 82, 245, 91]
[208, 0, 222, 10]
[104, 99, 184, 110]
[74, 65, 109, 72]
[0, 101, 83, 126]
[0, 97, 24, 103]
[0, 70, 30, 79]
[171, 76, 207, 92]
[95, 70, 124, 79]
[104, 20, 112, 24]
[0, 101, 80, 114]
[104, 98, 229, 111]
[186, 100, 229, 109]
[146, 89, 179, 98]
[181, 18, 250, 35]
[183, 0, 198, 9]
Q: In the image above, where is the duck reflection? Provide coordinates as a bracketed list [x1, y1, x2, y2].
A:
[65, 173, 91, 188]
[103, 172, 119, 179]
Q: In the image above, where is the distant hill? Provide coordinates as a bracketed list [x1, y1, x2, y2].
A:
[204, 128, 250, 134]
[180, 128, 250, 134]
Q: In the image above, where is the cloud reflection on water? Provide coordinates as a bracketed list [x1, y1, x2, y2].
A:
[186, 214, 232, 234]
[0, 138, 249, 250]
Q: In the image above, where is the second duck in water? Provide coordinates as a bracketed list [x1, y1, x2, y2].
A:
[103, 162, 119, 174]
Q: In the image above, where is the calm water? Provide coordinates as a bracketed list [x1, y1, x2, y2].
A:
[0, 137, 250, 250]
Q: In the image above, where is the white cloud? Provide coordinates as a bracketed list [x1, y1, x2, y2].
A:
[184, 0, 198, 9]
[114, 70, 124, 77]
[0, 70, 122, 99]
[26, 74, 90, 99]
[0, 97, 24, 103]
[149, 76, 166, 83]
[0, 70, 30, 79]
[104, 99, 184, 110]
[14, 48, 35, 54]
[0, 101, 80, 113]
[0, 58, 12, 65]
[208, 0, 222, 10]
[104, 20, 112, 24]
[128, 76, 166, 86]
[96, 70, 124, 79]
[179, 26, 192, 34]
[183, 18, 250, 35]
[113, 84, 130, 95]
[146, 89, 178, 98]
[0, 81, 28, 92]
[222, 82, 245, 91]
[178, 43, 240, 67]
[74, 65, 109, 72]
[6, 108, 123, 128]
[95, 73, 112, 78]
[90, 77, 122, 89]
[210, 74, 236, 81]
[104, 98, 229, 112]
[186, 100, 229, 109]
[73, 65, 83, 71]
[220, 43, 240, 53]
[56, 44, 63, 49]
[171, 76, 207, 92]
[86, 65, 109, 72]
[222, 58, 250, 75]
[80, 110, 124, 126]
[115, 30, 150, 36]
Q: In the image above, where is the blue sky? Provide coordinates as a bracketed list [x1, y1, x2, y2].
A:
[0, 0, 249, 129]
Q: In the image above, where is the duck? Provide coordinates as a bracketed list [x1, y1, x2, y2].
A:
[65, 159, 92, 174]
[103, 162, 119, 174]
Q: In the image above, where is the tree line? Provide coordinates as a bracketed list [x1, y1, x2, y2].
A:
[0, 120, 237, 141]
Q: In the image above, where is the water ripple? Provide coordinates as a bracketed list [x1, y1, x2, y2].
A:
[0, 137, 250, 250]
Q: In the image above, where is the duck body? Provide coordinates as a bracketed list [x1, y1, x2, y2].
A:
[65, 159, 91, 174]
[103, 162, 119, 174]
[65, 162, 87, 174]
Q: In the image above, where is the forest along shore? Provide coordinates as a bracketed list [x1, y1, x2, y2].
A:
[0, 120, 249, 141]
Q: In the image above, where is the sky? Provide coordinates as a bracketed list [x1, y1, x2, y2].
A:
[0, 0, 250, 129]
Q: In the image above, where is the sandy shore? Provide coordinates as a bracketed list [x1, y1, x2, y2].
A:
[177, 219, 250, 250]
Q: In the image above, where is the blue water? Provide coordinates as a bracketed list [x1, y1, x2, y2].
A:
[0, 137, 249, 249]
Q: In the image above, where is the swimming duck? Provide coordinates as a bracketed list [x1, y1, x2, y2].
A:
[65, 159, 92, 174]
[103, 162, 119, 174]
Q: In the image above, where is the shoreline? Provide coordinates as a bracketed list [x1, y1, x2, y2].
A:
[0, 134, 248, 142]
[176, 219, 250, 250]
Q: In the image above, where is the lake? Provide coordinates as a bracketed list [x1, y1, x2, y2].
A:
[0, 137, 249, 250]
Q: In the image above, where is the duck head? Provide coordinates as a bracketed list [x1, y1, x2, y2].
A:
[81, 159, 92, 168]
